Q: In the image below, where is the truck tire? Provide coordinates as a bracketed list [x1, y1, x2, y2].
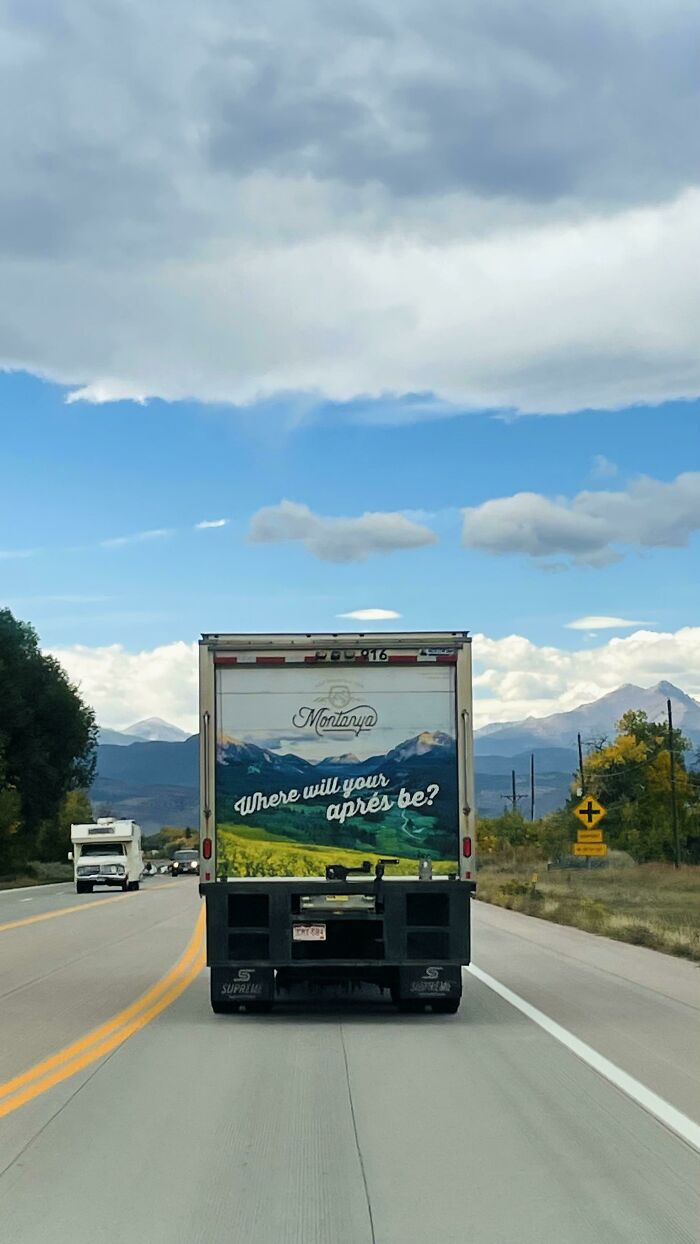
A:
[129, 880, 140, 892]
[430, 998, 461, 1015]
[391, 987, 421, 1013]
[121, 880, 129, 892]
[211, 1000, 274, 1015]
[76, 881, 86, 894]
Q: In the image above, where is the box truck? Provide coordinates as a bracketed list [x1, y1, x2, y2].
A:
[198, 632, 476, 1013]
[70, 817, 144, 893]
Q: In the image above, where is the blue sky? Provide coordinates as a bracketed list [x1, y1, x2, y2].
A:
[1, 371, 697, 658]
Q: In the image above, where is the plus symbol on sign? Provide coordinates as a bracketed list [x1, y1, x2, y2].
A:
[582, 800, 600, 823]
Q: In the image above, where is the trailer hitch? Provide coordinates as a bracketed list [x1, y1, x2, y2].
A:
[324, 858, 399, 909]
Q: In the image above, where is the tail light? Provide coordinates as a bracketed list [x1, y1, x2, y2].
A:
[462, 836, 472, 858]
[202, 839, 212, 860]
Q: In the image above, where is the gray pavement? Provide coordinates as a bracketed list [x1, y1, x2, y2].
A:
[0, 876, 196, 1082]
[471, 900, 700, 1121]
[0, 887, 697, 1243]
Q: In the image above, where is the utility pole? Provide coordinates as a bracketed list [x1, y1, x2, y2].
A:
[502, 769, 526, 814]
[667, 698, 681, 869]
[530, 752, 535, 821]
[577, 732, 591, 868]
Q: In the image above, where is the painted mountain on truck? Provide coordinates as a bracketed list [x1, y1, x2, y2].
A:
[215, 731, 458, 861]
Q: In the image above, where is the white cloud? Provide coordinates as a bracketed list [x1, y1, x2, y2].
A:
[591, 455, 618, 479]
[463, 472, 700, 565]
[471, 627, 700, 726]
[3, 3, 700, 415]
[48, 626, 700, 734]
[49, 641, 199, 733]
[566, 616, 649, 631]
[65, 382, 146, 405]
[195, 518, 228, 529]
[249, 500, 437, 562]
[0, 549, 38, 560]
[100, 528, 174, 548]
[338, 609, 401, 621]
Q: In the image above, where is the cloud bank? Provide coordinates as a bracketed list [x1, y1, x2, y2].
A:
[2, 2, 700, 414]
[50, 626, 700, 734]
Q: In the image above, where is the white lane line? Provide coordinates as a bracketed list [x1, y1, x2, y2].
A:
[19, 898, 33, 903]
[468, 964, 700, 1153]
[0, 882, 70, 896]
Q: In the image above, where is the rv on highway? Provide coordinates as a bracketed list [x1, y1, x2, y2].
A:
[69, 817, 144, 894]
[198, 631, 476, 1014]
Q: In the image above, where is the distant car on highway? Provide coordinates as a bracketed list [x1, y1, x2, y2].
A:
[170, 849, 199, 876]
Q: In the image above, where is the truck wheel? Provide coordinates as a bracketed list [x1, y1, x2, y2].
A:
[431, 998, 461, 1015]
[391, 985, 419, 1013]
[76, 881, 86, 894]
[129, 881, 140, 892]
[211, 1000, 236, 1015]
[121, 880, 129, 892]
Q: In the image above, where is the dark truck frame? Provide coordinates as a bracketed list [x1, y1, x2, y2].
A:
[202, 868, 475, 1013]
[198, 631, 476, 1014]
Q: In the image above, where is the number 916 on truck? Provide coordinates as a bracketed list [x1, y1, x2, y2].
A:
[198, 632, 476, 1014]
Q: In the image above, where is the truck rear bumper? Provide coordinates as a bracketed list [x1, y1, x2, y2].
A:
[202, 877, 473, 1012]
[210, 962, 463, 1003]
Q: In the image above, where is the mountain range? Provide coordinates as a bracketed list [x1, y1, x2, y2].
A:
[97, 717, 191, 746]
[475, 682, 700, 754]
[92, 683, 700, 832]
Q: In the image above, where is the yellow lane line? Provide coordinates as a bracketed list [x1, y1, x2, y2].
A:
[0, 906, 205, 1103]
[0, 883, 180, 933]
[0, 908, 206, 1119]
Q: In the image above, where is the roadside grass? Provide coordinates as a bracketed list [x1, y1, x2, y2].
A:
[476, 861, 700, 963]
[0, 861, 73, 889]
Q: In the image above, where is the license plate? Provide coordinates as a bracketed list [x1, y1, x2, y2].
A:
[293, 924, 326, 941]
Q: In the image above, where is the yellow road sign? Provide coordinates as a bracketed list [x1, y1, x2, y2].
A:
[573, 795, 607, 827]
[577, 828, 604, 844]
[572, 842, 608, 857]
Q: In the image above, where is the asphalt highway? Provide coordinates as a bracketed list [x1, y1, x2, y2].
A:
[0, 879, 697, 1243]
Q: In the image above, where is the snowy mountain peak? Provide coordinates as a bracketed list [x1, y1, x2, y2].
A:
[124, 718, 190, 743]
[474, 682, 700, 756]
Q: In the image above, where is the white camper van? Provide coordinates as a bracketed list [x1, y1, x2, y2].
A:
[70, 818, 144, 894]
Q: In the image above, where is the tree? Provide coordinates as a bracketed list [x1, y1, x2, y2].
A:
[0, 609, 97, 862]
[584, 710, 697, 862]
[36, 790, 93, 863]
[0, 786, 21, 875]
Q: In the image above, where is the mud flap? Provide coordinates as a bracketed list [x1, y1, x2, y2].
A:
[399, 965, 462, 1001]
[211, 966, 275, 1004]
